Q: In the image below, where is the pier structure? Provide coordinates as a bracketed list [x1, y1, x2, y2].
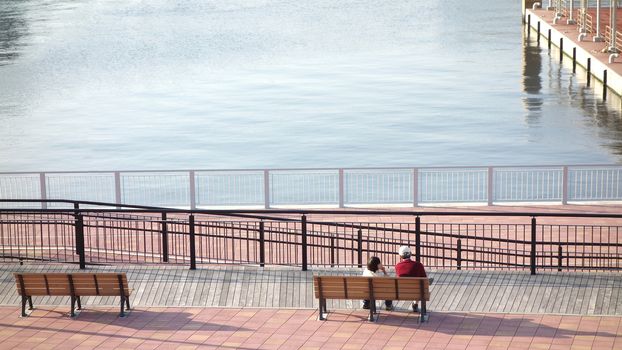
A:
[524, 0, 622, 97]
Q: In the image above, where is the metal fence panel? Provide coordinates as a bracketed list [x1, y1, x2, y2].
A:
[120, 172, 190, 207]
[195, 171, 264, 207]
[568, 166, 622, 201]
[46, 173, 116, 208]
[344, 169, 413, 205]
[494, 167, 563, 202]
[419, 168, 488, 203]
[269, 170, 339, 206]
[0, 174, 41, 208]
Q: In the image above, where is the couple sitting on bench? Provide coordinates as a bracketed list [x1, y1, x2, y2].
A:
[362, 245, 428, 312]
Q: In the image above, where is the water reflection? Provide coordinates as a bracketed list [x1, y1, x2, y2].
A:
[0, 1, 28, 65]
[523, 27, 622, 157]
[522, 32, 543, 122]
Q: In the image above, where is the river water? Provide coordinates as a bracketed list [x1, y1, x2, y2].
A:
[1, 0, 622, 172]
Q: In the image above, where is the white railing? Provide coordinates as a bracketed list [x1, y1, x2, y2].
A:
[1, 165, 621, 209]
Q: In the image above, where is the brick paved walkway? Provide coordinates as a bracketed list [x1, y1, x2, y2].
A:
[0, 306, 621, 350]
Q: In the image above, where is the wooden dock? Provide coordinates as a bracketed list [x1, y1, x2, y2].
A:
[2, 264, 621, 316]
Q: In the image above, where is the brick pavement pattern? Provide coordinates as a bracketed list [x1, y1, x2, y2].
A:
[0, 306, 621, 350]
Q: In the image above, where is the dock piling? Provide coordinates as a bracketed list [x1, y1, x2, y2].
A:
[548, 29, 551, 50]
[587, 57, 591, 86]
[537, 22, 541, 45]
[572, 47, 576, 73]
[559, 38, 563, 62]
[603, 69, 608, 100]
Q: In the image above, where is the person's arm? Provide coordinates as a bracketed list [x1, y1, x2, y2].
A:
[379, 264, 388, 276]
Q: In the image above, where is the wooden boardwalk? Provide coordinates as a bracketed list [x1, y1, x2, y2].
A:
[1, 264, 621, 316]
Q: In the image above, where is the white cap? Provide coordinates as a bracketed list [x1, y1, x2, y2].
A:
[398, 246, 411, 257]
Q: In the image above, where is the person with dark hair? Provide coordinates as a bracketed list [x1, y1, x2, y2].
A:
[395, 246, 429, 312]
[362, 256, 393, 311]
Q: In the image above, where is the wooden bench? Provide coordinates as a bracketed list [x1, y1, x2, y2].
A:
[14, 273, 132, 318]
[313, 275, 430, 322]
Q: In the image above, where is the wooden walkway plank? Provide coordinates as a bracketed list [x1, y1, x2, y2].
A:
[434, 268, 460, 311]
[467, 271, 490, 312]
[216, 267, 231, 307]
[573, 273, 589, 315]
[585, 274, 599, 315]
[458, 270, 484, 312]
[501, 269, 523, 313]
[153, 267, 173, 306]
[562, 275, 581, 315]
[1, 265, 621, 316]
[613, 274, 622, 315]
[195, 269, 212, 307]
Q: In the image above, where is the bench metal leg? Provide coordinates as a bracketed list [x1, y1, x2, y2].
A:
[76, 296, 82, 310]
[27, 296, 33, 310]
[125, 296, 130, 310]
[20, 296, 28, 317]
[318, 298, 326, 320]
[368, 298, 377, 322]
[420, 300, 428, 322]
[119, 296, 126, 317]
[70, 296, 76, 318]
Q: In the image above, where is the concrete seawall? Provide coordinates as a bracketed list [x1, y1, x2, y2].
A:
[525, 8, 622, 99]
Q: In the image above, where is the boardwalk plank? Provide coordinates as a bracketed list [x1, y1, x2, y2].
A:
[502, 270, 524, 313]
[560, 274, 579, 315]
[218, 267, 232, 307]
[435, 268, 460, 311]
[458, 270, 484, 312]
[1, 264, 621, 317]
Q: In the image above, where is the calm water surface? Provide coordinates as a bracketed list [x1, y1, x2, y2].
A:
[1, 0, 622, 171]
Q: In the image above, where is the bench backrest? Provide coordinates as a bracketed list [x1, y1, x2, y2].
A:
[313, 276, 430, 301]
[14, 273, 130, 297]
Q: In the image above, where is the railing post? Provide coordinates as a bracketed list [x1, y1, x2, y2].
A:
[301, 215, 308, 271]
[595, 0, 603, 41]
[259, 221, 265, 267]
[357, 229, 363, 268]
[530, 217, 537, 275]
[189, 215, 196, 270]
[73, 203, 80, 254]
[161, 212, 169, 263]
[264, 170, 270, 209]
[413, 168, 419, 207]
[76, 212, 85, 269]
[39, 173, 47, 209]
[114, 172, 122, 209]
[415, 216, 421, 262]
[558, 245, 563, 272]
[487, 167, 494, 206]
[189, 171, 196, 210]
[457, 239, 462, 270]
[330, 235, 335, 267]
[562, 166, 569, 204]
[338, 169, 344, 208]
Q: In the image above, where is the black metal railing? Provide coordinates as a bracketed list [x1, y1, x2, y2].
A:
[0, 199, 621, 274]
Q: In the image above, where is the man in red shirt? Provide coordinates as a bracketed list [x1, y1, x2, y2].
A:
[395, 246, 427, 312]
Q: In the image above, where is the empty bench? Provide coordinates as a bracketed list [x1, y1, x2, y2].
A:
[14, 273, 132, 317]
[313, 275, 430, 322]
